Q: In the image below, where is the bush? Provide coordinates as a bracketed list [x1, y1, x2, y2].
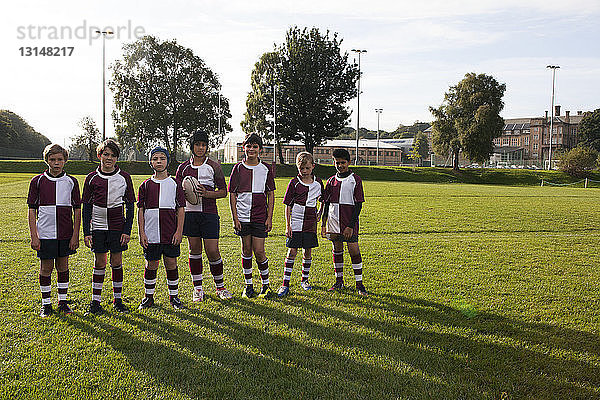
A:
[557, 146, 598, 177]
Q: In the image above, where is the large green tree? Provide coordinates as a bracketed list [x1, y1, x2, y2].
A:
[429, 73, 506, 170]
[579, 109, 600, 152]
[110, 35, 231, 165]
[242, 26, 359, 157]
[0, 110, 50, 158]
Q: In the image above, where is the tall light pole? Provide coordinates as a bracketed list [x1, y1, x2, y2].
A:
[546, 65, 559, 170]
[352, 49, 367, 165]
[96, 30, 113, 141]
[273, 84, 277, 164]
[375, 108, 383, 165]
[217, 85, 221, 142]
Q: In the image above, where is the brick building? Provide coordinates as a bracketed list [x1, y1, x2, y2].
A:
[223, 136, 404, 166]
[493, 106, 587, 167]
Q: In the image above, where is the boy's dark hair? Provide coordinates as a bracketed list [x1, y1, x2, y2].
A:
[96, 139, 120, 159]
[332, 148, 351, 162]
[190, 130, 210, 150]
[243, 133, 263, 149]
[43, 144, 68, 163]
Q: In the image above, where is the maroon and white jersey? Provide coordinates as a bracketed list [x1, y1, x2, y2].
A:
[138, 176, 186, 244]
[175, 157, 226, 214]
[27, 172, 81, 240]
[228, 160, 276, 224]
[283, 175, 323, 233]
[82, 166, 135, 231]
[322, 172, 365, 234]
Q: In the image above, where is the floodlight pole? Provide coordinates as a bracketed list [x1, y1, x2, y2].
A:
[96, 30, 113, 141]
[375, 108, 383, 165]
[217, 85, 221, 142]
[273, 84, 277, 164]
[547, 65, 559, 170]
[352, 49, 367, 165]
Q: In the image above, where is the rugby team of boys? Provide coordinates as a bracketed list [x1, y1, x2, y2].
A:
[27, 130, 367, 317]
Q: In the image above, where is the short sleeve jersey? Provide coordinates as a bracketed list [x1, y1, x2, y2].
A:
[137, 176, 186, 244]
[228, 160, 276, 224]
[322, 172, 365, 234]
[82, 166, 135, 232]
[175, 157, 226, 214]
[283, 175, 323, 233]
[27, 171, 81, 240]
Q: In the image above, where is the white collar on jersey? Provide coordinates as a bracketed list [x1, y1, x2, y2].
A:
[150, 176, 172, 183]
[190, 156, 208, 168]
[335, 172, 354, 182]
[43, 171, 66, 181]
[96, 165, 120, 179]
[296, 175, 316, 186]
[242, 159, 263, 169]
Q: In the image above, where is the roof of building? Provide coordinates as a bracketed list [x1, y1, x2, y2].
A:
[229, 138, 402, 150]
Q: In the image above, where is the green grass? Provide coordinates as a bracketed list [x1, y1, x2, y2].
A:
[1, 173, 599, 399]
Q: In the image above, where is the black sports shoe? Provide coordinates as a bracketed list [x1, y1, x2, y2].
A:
[242, 285, 256, 298]
[138, 297, 155, 310]
[258, 285, 273, 298]
[57, 301, 73, 314]
[86, 300, 104, 315]
[39, 304, 53, 317]
[113, 298, 129, 313]
[170, 296, 185, 310]
[356, 284, 368, 296]
[328, 280, 344, 292]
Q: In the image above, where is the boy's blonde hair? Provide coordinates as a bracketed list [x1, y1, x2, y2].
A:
[43, 144, 68, 163]
[296, 151, 314, 167]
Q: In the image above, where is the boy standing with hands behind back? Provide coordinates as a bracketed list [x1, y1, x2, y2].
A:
[82, 139, 135, 314]
[27, 144, 81, 317]
[277, 152, 323, 297]
[137, 146, 186, 310]
[228, 134, 276, 298]
[321, 148, 368, 296]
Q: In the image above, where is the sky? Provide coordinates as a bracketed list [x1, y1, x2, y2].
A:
[1, 0, 599, 147]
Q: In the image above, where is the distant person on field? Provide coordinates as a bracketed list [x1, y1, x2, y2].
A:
[82, 139, 135, 315]
[175, 130, 233, 301]
[228, 133, 276, 298]
[27, 144, 81, 317]
[277, 151, 323, 297]
[137, 146, 186, 310]
[321, 148, 368, 296]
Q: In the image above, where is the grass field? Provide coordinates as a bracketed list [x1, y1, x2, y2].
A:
[1, 172, 599, 399]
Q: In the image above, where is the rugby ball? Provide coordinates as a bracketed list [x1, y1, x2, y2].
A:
[182, 176, 201, 205]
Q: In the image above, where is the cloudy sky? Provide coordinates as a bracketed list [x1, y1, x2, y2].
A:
[1, 0, 599, 146]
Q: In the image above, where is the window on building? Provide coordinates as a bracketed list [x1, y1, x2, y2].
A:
[533, 134, 539, 140]
[533, 144, 538, 150]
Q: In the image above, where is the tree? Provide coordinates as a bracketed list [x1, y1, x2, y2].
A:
[579, 109, 600, 152]
[241, 51, 286, 162]
[70, 117, 101, 161]
[0, 110, 51, 158]
[557, 146, 598, 177]
[243, 26, 359, 156]
[407, 131, 429, 169]
[110, 35, 231, 166]
[429, 73, 506, 170]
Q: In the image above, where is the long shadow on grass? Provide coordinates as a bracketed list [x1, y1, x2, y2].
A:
[290, 291, 600, 399]
[158, 302, 452, 399]
[61, 305, 451, 399]
[62, 310, 374, 399]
